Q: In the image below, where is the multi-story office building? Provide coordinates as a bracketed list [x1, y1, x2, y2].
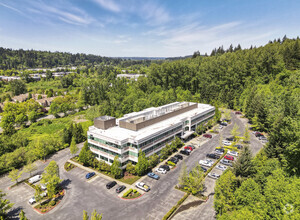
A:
[87, 102, 215, 168]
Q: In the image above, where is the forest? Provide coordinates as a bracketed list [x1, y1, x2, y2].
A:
[0, 37, 299, 218]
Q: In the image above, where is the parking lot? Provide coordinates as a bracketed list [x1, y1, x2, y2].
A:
[2, 112, 264, 220]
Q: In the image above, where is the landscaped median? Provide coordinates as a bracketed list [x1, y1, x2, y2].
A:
[121, 188, 142, 200]
[162, 193, 190, 220]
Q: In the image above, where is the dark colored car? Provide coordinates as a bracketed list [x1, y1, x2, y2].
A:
[203, 134, 212, 138]
[235, 111, 242, 114]
[159, 165, 170, 171]
[184, 146, 193, 151]
[215, 148, 225, 153]
[168, 157, 178, 164]
[116, 185, 126, 193]
[220, 122, 227, 126]
[224, 155, 234, 161]
[226, 137, 234, 141]
[254, 131, 263, 137]
[180, 150, 190, 155]
[234, 144, 243, 149]
[85, 172, 95, 179]
[106, 181, 117, 189]
[201, 166, 208, 172]
[206, 153, 220, 159]
[174, 154, 183, 160]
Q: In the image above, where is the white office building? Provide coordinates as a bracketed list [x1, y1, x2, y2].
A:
[87, 102, 215, 168]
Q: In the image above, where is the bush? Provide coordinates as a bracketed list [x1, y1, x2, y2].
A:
[132, 189, 137, 193]
[167, 161, 176, 166]
[122, 188, 133, 198]
[49, 200, 56, 206]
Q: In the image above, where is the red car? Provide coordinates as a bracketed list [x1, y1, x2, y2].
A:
[184, 146, 193, 151]
[203, 134, 212, 138]
[235, 111, 242, 115]
[224, 155, 234, 161]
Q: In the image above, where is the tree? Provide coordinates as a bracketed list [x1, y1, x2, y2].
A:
[79, 141, 94, 166]
[230, 123, 240, 141]
[8, 168, 22, 184]
[214, 170, 238, 217]
[19, 210, 28, 220]
[34, 185, 43, 203]
[219, 133, 223, 148]
[28, 111, 39, 123]
[0, 190, 13, 219]
[214, 106, 222, 122]
[83, 210, 89, 220]
[196, 123, 205, 134]
[126, 162, 136, 175]
[111, 156, 122, 178]
[9, 80, 27, 96]
[243, 125, 250, 143]
[0, 112, 16, 136]
[178, 161, 188, 188]
[41, 161, 61, 198]
[224, 110, 232, 121]
[233, 145, 255, 178]
[183, 164, 204, 195]
[70, 137, 79, 156]
[23, 163, 37, 177]
[91, 209, 103, 220]
[148, 154, 159, 168]
[135, 150, 149, 176]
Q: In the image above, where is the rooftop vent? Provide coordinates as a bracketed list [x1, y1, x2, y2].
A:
[94, 115, 116, 130]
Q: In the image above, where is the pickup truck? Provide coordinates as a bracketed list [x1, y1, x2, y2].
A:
[135, 182, 150, 192]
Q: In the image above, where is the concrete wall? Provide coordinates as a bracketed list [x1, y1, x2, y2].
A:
[94, 117, 116, 130]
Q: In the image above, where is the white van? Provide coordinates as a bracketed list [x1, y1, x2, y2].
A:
[28, 175, 42, 184]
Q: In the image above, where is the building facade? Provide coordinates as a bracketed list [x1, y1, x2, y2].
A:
[87, 102, 215, 168]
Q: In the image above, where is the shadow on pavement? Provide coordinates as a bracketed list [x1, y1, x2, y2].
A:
[7, 206, 23, 219]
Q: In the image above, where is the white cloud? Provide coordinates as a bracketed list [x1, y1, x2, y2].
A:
[92, 0, 121, 12]
[0, 2, 24, 15]
[140, 2, 170, 26]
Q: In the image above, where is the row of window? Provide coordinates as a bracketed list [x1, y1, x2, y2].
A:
[89, 136, 122, 149]
[89, 143, 121, 157]
[139, 125, 182, 148]
[191, 111, 214, 124]
[143, 135, 177, 155]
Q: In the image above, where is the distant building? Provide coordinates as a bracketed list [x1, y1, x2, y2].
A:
[116, 74, 144, 81]
[11, 93, 29, 102]
[87, 102, 215, 168]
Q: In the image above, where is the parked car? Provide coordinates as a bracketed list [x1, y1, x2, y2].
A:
[235, 111, 242, 114]
[199, 160, 213, 167]
[259, 136, 267, 140]
[224, 155, 234, 161]
[155, 167, 167, 174]
[222, 140, 232, 146]
[220, 122, 228, 126]
[85, 172, 95, 179]
[201, 166, 208, 172]
[180, 150, 190, 155]
[116, 185, 126, 193]
[187, 145, 195, 149]
[168, 157, 178, 164]
[234, 144, 243, 149]
[174, 154, 183, 160]
[216, 164, 227, 171]
[135, 182, 150, 192]
[254, 131, 263, 137]
[226, 137, 234, 141]
[28, 192, 47, 205]
[41, 183, 47, 190]
[220, 159, 233, 166]
[184, 146, 193, 151]
[159, 165, 170, 171]
[28, 175, 42, 184]
[228, 150, 238, 157]
[208, 172, 220, 179]
[203, 134, 212, 138]
[106, 181, 117, 189]
[147, 172, 160, 180]
[206, 153, 220, 159]
[215, 150, 224, 155]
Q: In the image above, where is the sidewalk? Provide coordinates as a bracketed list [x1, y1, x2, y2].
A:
[67, 159, 145, 196]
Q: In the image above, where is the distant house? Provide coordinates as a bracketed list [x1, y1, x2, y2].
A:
[0, 76, 21, 81]
[116, 74, 144, 81]
[12, 93, 29, 103]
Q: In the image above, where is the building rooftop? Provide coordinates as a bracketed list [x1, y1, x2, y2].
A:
[88, 102, 214, 144]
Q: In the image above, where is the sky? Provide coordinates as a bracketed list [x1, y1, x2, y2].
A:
[0, 0, 300, 57]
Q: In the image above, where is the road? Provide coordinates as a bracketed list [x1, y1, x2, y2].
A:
[2, 112, 263, 220]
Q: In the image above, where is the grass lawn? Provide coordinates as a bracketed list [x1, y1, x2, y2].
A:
[118, 175, 140, 185]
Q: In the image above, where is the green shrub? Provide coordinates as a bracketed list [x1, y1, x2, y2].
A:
[122, 188, 133, 198]
[167, 161, 175, 166]
[49, 200, 56, 206]
[132, 189, 137, 193]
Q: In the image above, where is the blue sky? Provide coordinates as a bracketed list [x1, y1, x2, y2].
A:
[0, 0, 299, 57]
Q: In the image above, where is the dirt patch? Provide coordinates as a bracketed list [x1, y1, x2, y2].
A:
[73, 115, 88, 123]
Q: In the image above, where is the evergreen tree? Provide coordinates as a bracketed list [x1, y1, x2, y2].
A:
[125, 162, 136, 175]
[178, 161, 188, 188]
[79, 141, 94, 166]
[233, 145, 255, 178]
[91, 210, 102, 220]
[8, 168, 22, 184]
[41, 161, 61, 198]
[243, 125, 250, 143]
[83, 210, 89, 220]
[19, 210, 28, 220]
[231, 123, 240, 141]
[70, 137, 79, 157]
[148, 154, 159, 168]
